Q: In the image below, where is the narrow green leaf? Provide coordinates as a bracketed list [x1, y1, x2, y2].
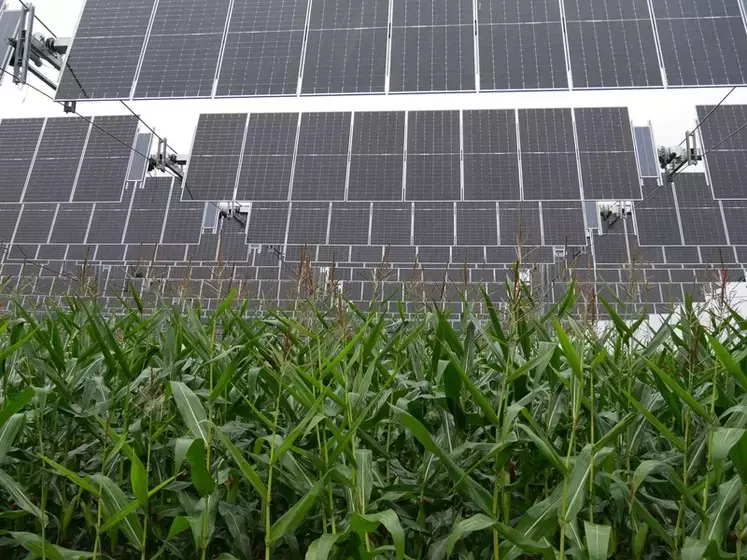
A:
[705, 475, 741, 544]
[0, 470, 46, 524]
[445, 352, 500, 425]
[0, 413, 24, 463]
[584, 522, 611, 560]
[631, 501, 674, 547]
[564, 446, 592, 522]
[305, 533, 343, 560]
[643, 357, 712, 422]
[623, 389, 686, 452]
[39, 456, 100, 496]
[269, 480, 323, 544]
[11, 531, 93, 560]
[350, 510, 405, 560]
[392, 405, 493, 515]
[98, 476, 175, 533]
[553, 317, 582, 378]
[209, 352, 241, 402]
[185, 438, 216, 497]
[729, 431, 747, 485]
[0, 328, 37, 364]
[91, 474, 144, 551]
[632, 461, 705, 521]
[681, 537, 708, 560]
[355, 449, 373, 514]
[708, 334, 747, 391]
[214, 429, 267, 496]
[167, 516, 191, 540]
[0, 386, 35, 429]
[516, 423, 569, 476]
[170, 381, 209, 442]
[445, 514, 495, 557]
[712, 427, 745, 478]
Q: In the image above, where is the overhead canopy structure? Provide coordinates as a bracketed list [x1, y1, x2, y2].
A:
[0, 106, 744, 318]
[52, 0, 747, 101]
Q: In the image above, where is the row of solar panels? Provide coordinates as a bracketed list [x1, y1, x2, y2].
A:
[53, 0, 747, 101]
[0, 115, 149, 204]
[0, 253, 732, 318]
[184, 108, 645, 203]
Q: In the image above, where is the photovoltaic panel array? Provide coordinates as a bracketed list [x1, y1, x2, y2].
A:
[654, 0, 747, 86]
[55, 0, 747, 100]
[2, 109, 746, 319]
[574, 107, 641, 200]
[390, 0, 475, 92]
[0, 8, 20, 85]
[698, 104, 747, 198]
[564, 0, 661, 88]
[478, 0, 567, 91]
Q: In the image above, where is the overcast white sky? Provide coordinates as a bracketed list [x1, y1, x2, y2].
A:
[2, 0, 747, 155]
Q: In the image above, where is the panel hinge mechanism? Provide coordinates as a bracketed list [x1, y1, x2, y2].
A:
[148, 137, 187, 178]
[658, 130, 702, 183]
[7, 3, 69, 91]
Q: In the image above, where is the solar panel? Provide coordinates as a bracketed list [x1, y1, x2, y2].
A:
[722, 201, 747, 244]
[246, 202, 289, 244]
[462, 110, 520, 200]
[654, 0, 747, 86]
[478, 0, 567, 91]
[564, 0, 661, 88]
[302, 0, 388, 94]
[519, 109, 580, 200]
[672, 174, 727, 245]
[24, 118, 90, 203]
[57, 0, 157, 100]
[635, 179, 683, 246]
[217, 230, 249, 262]
[124, 178, 172, 244]
[74, 116, 138, 202]
[0, 205, 21, 244]
[184, 114, 247, 201]
[162, 187, 203, 244]
[634, 126, 659, 178]
[13, 204, 56, 244]
[292, 113, 350, 200]
[329, 202, 370, 244]
[574, 108, 641, 200]
[414, 203, 454, 246]
[287, 203, 329, 244]
[0, 9, 21, 85]
[237, 113, 298, 200]
[133, 0, 231, 99]
[0, 118, 44, 203]
[371, 202, 411, 245]
[697, 105, 747, 198]
[405, 111, 461, 201]
[498, 202, 542, 246]
[51, 204, 94, 244]
[217, 31, 304, 96]
[128, 133, 152, 182]
[87, 196, 132, 245]
[457, 203, 497, 245]
[542, 202, 587, 246]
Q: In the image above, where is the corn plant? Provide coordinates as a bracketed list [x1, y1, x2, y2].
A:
[0, 282, 746, 559]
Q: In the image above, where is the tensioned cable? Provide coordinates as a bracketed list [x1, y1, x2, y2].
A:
[16, 0, 56, 38]
[635, 113, 747, 212]
[680, 86, 738, 147]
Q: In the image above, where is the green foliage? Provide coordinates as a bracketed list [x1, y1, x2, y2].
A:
[0, 287, 746, 559]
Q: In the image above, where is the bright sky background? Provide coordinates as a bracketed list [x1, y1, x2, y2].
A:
[2, 0, 747, 155]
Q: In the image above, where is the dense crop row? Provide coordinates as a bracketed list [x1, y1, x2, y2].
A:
[0, 282, 746, 559]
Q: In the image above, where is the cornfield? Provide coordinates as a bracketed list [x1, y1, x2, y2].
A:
[0, 280, 746, 560]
